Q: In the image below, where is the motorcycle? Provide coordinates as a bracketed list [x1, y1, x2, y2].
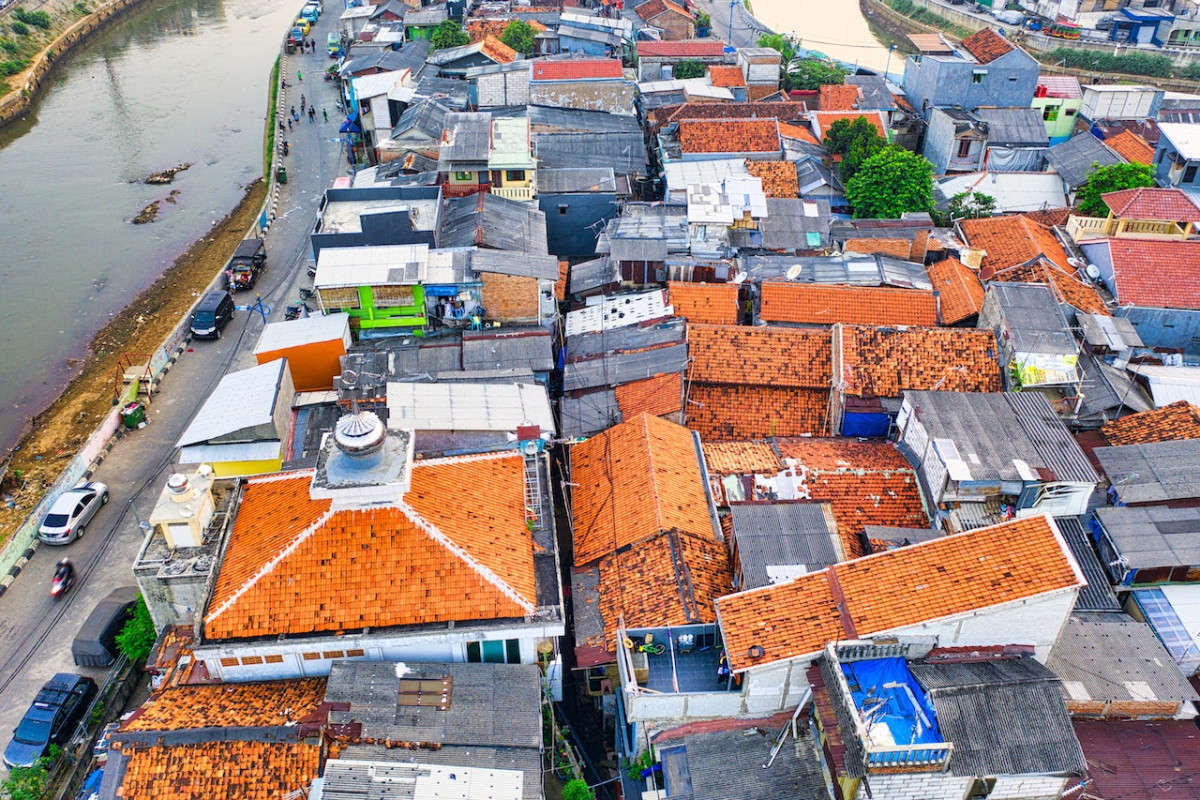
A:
[50, 567, 74, 601]
[284, 302, 312, 321]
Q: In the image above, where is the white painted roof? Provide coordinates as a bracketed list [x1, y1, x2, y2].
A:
[177, 360, 286, 447]
[178, 441, 283, 465]
[1160, 122, 1200, 161]
[352, 69, 409, 101]
[385, 382, 555, 433]
[687, 182, 735, 224]
[564, 290, 673, 336]
[255, 313, 351, 354]
[340, 5, 373, 18]
[936, 171, 1067, 213]
[315, 244, 429, 288]
[724, 175, 768, 217]
[1129, 364, 1200, 407]
[664, 158, 749, 197]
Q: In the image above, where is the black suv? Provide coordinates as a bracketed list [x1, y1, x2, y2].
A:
[3, 674, 97, 768]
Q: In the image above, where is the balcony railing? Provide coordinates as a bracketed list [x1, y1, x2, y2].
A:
[1066, 215, 1188, 242]
[491, 185, 535, 201]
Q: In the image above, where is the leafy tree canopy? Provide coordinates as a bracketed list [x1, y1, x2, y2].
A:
[823, 115, 887, 181]
[672, 58, 705, 79]
[948, 190, 996, 220]
[786, 58, 847, 91]
[1076, 161, 1156, 217]
[845, 146, 935, 219]
[755, 32, 795, 65]
[431, 20, 470, 50]
[500, 19, 536, 55]
[116, 595, 157, 666]
[562, 779, 594, 800]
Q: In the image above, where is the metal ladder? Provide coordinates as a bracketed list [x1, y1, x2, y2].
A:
[523, 454, 541, 524]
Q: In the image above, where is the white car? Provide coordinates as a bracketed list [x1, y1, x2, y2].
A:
[38, 482, 109, 544]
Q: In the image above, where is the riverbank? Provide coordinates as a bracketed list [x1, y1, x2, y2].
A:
[0, 179, 266, 545]
[0, 0, 153, 128]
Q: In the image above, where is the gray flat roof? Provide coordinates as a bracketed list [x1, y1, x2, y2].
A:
[1095, 439, 1200, 504]
[730, 503, 840, 590]
[1094, 505, 1200, 569]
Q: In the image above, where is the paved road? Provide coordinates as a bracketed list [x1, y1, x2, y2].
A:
[0, 6, 345, 751]
[692, 0, 770, 49]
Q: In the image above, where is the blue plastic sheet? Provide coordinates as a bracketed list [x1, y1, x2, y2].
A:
[841, 657, 941, 746]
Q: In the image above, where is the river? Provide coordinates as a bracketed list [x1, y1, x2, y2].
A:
[0, 0, 298, 453]
[751, 0, 901, 74]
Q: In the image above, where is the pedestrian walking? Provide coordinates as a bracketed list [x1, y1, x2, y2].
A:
[322, 108, 328, 123]
[301, 94, 306, 111]
[287, 118, 293, 131]
[290, 105, 296, 117]
[309, 107, 316, 123]
[297, 70, 303, 82]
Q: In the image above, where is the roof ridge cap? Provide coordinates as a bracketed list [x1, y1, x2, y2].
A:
[639, 413, 665, 534]
[205, 506, 338, 628]
[396, 498, 536, 613]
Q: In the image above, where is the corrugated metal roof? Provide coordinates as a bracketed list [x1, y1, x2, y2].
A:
[1046, 615, 1200, 705]
[560, 390, 620, 437]
[1054, 516, 1120, 612]
[470, 248, 560, 280]
[532, 131, 648, 174]
[987, 282, 1078, 356]
[315, 244, 429, 288]
[177, 360, 286, 447]
[1047, 133, 1123, 190]
[1070, 718, 1200, 800]
[438, 194, 549, 253]
[461, 328, 553, 373]
[255, 313, 352, 354]
[566, 319, 686, 360]
[1095, 439, 1200, 504]
[385, 382, 555, 433]
[438, 112, 492, 167]
[321, 759, 523, 800]
[976, 107, 1049, 147]
[730, 503, 840, 590]
[567, 256, 619, 295]
[740, 254, 932, 289]
[536, 167, 619, 194]
[178, 440, 283, 465]
[1094, 505, 1200, 570]
[909, 659, 1087, 777]
[562, 344, 688, 391]
[1005, 392, 1100, 484]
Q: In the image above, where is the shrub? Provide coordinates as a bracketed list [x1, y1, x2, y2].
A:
[11, 22, 29, 36]
[14, 8, 51, 29]
[562, 779, 594, 800]
[1, 58, 27, 75]
[116, 595, 157, 666]
[0, 37, 17, 53]
[672, 58, 705, 79]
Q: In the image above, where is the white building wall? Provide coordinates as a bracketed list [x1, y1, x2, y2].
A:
[988, 776, 1068, 800]
[861, 773, 972, 800]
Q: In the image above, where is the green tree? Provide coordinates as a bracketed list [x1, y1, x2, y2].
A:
[116, 595, 157, 666]
[823, 115, 887, 182]
[1, 748, 58, 800]
[430, 20, 469, 50]
[786, 58, 847, 91]
[948, 190, 996, 220]
[562, 779, 594, 800]
[1076, 161, 1156, 217]
[672, 58, 705, 79]
[845, 146, 935, 219]
[755, 32, 795, 65]
[695, 11, 711, 34]
[499, 19, 535, 55]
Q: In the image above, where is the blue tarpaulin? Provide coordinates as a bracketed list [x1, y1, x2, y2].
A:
[842, 411, 892, 438]
[841, 657, 941, 746]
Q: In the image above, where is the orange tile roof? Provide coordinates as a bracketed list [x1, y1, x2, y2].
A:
[615, 372, 684, 418]
[465, 17, 546, 43]
[687, 324, 831, 388]
[839, 325, 1001, 399]
[479, 35, 519, 64]
[960, 27, 1015, 64]
[688, 384, 830, 440]
[570, 413, 714, 565]
[774, 438, 928, 557]
[587, 531, 733, 652]
[759, 283, 938, 327]
[668, 102, 806, 124]
[745, 161, 799, 198]
[635, 0, 695, 22]
[668, 281, 740, 324]
[1102, 400, 1200, 446]
[990, 257, 1110, 316]
[1022, 207, 1072, 228]
[121, 679, 327, 732]
[717, 515, 1083, 671]
[927, 257, 985, 324]
[1103, 187, 1200, 222]
[555, 259, 569, 302]
[777, 122, 821, 146]
[811, 111, 888, 143]
[116, 741, 321, 800]
[1105, 130, 1155, 166]
[204, 455, 537, 641]
[708, 65, 746, 87]
[842, 237, 914, 259]
[678, 119, 780, 154]
[701, 440, 783, 475]
[818, 84, 860, 112]
[959, 214, 1070, 272]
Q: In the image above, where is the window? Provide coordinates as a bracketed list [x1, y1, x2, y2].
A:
[482, 640, 506, 663]
[265, 655, 284, 664]
[1064, 108, 1076, 116]
[467, 639, 522, 663]
[241, 656, 264, 665]
[1186, 165, 1198, 183]
[397, 677, 452, 709]
[558, 204, 569, 215]
[506, 639, 522, 663]
[346, 648, 365, 657]
[957, 138, 973, 158]
[972, 72, 986, 84]
[1043, 105, 1059, 122]
[302, 652, 322, 661]
[220, 657, 239, 667]
[505, 170, 526, 182]
[454, 171, 473, 181]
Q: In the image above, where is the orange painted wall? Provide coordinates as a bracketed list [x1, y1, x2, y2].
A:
[255, 339, 346, 392]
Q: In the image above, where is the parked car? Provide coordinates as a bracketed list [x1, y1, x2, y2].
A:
[38, 481, 109, 545]
[3, 674, 97, 769]
[294, 17, 310, 35]
[300, 3, 318, 22]
[190, 290, 234, 340]
[225, 238, 266, 292]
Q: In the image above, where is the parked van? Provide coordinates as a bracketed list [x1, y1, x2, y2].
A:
[190, 290, 234, 340]
[300, 4, 318, 23]
[327, 31, 341, 58]
[71, 587, 139, 668]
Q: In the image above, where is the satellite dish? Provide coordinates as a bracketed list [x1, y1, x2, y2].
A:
[1085, 263, 1101, 279]
[731, 272, 747, 285]
[786, 264, 803, 280]
[1066, 256, 1082, 268]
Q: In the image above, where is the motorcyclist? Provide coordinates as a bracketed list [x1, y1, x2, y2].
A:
[54, 557, 73, 583]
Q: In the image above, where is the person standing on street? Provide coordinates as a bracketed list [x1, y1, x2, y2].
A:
[297, 70, 303, 82]
[309, 106, 316, 123]
[322, 108, 328, 123]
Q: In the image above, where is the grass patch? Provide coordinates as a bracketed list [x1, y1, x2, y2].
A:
[264, 56, 279, 177]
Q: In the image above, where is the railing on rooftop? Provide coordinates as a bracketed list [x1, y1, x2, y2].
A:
[1066, 214, 1188, 242]
[822, 644, 954, 774]
[834, 639, 935, 663]
[491, 185, 535, 202]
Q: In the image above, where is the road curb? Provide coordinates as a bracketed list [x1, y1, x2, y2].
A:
[0, 543, 39, 596]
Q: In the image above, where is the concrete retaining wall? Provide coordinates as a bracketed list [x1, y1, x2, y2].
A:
[0, 0, 150, 129]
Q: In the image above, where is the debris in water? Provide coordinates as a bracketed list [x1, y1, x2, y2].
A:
[132, 200, 161, 224]
[144, 163, 192, 184]
[164, 189, 181, 205]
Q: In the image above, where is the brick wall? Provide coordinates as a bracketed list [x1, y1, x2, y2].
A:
[481, 273, 539, 323]
[653, 12, 694, 40]
[865, 773, 973, 800]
